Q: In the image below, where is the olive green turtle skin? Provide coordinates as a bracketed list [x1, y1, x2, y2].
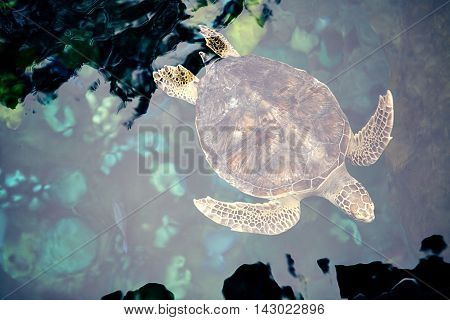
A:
[153, 26, 394, 235]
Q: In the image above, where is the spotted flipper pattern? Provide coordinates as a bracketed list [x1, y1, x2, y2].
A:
[193, 196, 300, 235]
[334, 181, 374, 223]
[153, 65, 199, 104]
[348, 90, 394, 166]
[199, 25, 240, 58]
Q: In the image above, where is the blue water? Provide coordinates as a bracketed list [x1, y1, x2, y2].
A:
[0, 0, 449, 299]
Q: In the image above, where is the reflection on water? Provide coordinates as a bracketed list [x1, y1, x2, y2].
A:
[0, 0, 449, 299]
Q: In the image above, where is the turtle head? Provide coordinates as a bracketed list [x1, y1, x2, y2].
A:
[199, 51, 219, 74]
[336, 182, 375, 223]
[199, 51, 208, 64]
[323, 166, 375, 223]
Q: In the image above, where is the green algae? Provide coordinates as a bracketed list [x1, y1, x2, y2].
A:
[84, 89, 124, 143]
[290, 27, 319, 54]
[0, 103, 24, 130]
[164, 255, 191, 299]
[52, 170, 87, 208]
[42, 101, 76, 137]
[39, 217, 97, 275]
[0, 73, 25, 109]
[1, 233, 39, 281]
[329, 213, 362, 246]
[227, 13, 266, 55]
[150, 162, 186, 197]
[153, 215, 179, 249]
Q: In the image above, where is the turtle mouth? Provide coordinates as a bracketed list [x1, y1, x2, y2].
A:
[346, 201, 374, 223]
[353, 207, 375, 223]
[361, 214, 375, 223]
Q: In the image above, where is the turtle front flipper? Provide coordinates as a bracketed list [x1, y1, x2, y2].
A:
[193, 196, 300, 235]
[348, 90, 394, 166]
[153, 65, 199, 104]
[199, 25, 240, 58]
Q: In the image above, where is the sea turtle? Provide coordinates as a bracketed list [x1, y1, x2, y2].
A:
[153, 26, 394, 235]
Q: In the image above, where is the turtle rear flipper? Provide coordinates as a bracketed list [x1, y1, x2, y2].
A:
[348, 90, 394, 166]
[193, 196, 300, 235]
[153, 65, 199, 104]
[199, 25, 240, 58]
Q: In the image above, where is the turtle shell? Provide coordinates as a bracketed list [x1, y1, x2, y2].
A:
[196, 55, 351, 198]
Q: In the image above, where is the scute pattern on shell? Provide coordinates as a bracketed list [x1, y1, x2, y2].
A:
[196, 55, 350, 197]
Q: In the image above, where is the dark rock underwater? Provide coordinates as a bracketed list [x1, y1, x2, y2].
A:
[0, 0, 275, 127]
[102, 283, 174, 300]
[102, 235, 450, 300]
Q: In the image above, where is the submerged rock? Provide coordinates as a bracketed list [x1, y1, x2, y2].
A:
[420, 235, 447, 256]
[317, 258, 330, 274]
[101, 283, 174, 300]
[285, 253, 298, 278]
[124, 283, 174, 300]
[0, 0, 220, 126]
[52, 170, 87, 208]
[283, 254, 307, 299]
[39, 217, 97, 275]
[335, 235, 450, 299]
[1, 233, 39, 281]
[101, 290, 124, 300]
[223, 262, 295, 300]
